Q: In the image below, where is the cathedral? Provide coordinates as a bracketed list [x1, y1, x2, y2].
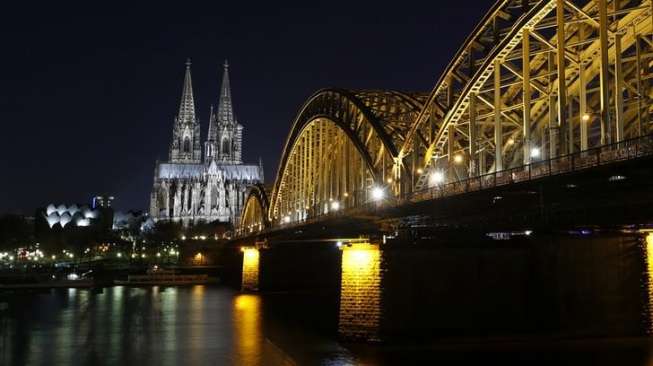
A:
[149, 60, 263, 226]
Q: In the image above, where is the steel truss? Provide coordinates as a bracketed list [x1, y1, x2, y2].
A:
[241, 0, 653, 233]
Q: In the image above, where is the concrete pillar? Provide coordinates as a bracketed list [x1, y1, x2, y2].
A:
[241, 247, 260, 291]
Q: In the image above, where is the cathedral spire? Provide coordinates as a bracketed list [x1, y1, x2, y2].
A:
[216, 59, 234, 125]
[207, 104, 216, 141]
[170, 59, 201, 163]
[205, 104, 217, 162]
[178, 58, 196, 124]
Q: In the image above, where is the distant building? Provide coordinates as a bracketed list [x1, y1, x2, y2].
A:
[149, 60, 263, 226]
[112, 210, 153, 232]
[36, 200, 113, 232]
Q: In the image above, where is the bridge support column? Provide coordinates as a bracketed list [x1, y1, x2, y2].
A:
[241, 247, 260, 291]
[338, 243, 382, 341]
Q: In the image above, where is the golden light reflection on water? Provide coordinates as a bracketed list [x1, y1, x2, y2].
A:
[232, 294, 262, 365]
[187, 285, 206, 365]
[338, 243, 382, 341]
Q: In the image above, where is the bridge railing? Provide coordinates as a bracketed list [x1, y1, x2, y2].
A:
[405, 133, 653, 203]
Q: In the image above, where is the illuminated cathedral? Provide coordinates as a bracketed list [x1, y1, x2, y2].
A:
[149, 60, 263, 226]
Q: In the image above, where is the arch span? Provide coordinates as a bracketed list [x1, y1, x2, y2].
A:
[269, 89, 425, 224]
[239, 184, 270, 234]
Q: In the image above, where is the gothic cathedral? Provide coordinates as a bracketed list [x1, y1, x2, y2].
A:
[149, 60, 263, 226]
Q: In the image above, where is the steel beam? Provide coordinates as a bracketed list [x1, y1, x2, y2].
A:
[469, 93, 478, 176]
[494, 59, 503, 171]
[598, 0, 612, 145]
[522, 28, 532, 164]
[614, 32, 624, 142]
[556, 0, 568, 155]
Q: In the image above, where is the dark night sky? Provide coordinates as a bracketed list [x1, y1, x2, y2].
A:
[0, 1, 489, 214]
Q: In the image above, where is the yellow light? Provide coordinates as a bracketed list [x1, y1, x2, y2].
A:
[343, 192, 349, 197]
[453, 154, 464, 164]
[386, 177, 393, 184]
[416, 168, 424, 175]
[647, 233, 653, 247]
[371, 186, 384, 201]
[241, 248, 260, 291]
[339, 243, 381, 338]
[331, 201, 340, 211]
[429, 171, 445, 185]
[507, 138, 515, 145]
[582, 113, 591, 122]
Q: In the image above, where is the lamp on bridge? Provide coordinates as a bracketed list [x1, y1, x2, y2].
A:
[429, 170, 445, 186]
[371, 186, 385, 201]
[530, 147, 541, 159]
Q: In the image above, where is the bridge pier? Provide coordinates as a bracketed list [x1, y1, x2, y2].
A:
[338, 243, 382, 341]
[241, 247, 260, 291]
[232, 229, 650, 343]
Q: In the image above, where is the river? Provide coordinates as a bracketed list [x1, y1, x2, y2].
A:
[2, 285, 653, 365]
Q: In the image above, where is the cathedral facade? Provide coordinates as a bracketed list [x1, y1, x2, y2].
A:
[149, 60, 263, 226]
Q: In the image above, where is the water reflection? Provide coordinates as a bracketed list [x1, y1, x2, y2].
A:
[233, 294, 261, 364]
[2, 278, 653, 365]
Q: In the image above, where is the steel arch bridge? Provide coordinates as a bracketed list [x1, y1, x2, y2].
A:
[240, 0, 652, 234]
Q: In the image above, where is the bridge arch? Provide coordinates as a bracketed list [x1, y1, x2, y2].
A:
[239, 184, 270, 234]
[269, 89, 424, 224]
[399, 0, 652, 191]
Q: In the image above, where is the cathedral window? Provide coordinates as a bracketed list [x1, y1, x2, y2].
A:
[183, 137, 191, 153]
[222, 138, 230, 156]
[210, 186, 218, 208]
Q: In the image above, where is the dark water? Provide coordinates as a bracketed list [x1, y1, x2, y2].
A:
[1, 285, 653, 366]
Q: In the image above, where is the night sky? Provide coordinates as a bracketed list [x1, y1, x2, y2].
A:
[0, 1, 489, 214]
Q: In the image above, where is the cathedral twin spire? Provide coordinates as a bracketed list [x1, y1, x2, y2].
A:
[170, 59, 242, 165]
[169, 59, 201, 163]
[178, 59, 196, 125]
